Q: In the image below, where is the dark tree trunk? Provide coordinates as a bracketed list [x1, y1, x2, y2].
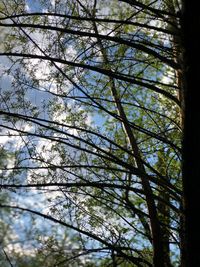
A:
[182, 0, 200, 266]
[157, 151, 172, 267]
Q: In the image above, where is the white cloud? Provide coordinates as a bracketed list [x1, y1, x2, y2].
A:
[161, 68, 174, 85]
[5, 242, 37, 256]
[50, 0, 55, 7]
[25, 2, 31, 12]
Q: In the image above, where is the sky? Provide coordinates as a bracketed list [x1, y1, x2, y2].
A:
[0, 0, 180, 264]
[0, 1, 109, 260]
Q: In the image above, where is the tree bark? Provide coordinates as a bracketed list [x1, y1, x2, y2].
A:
[182, 0, 200, 266]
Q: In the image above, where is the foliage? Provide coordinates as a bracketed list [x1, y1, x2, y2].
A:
[0, 0, 184, 266]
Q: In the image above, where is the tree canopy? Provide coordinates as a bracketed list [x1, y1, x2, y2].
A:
[0, 0, 198, 266]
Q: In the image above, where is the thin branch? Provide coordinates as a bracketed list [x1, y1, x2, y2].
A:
[0, 23, 179, 69]
[0, 182, 143, 194]
[0, 52, 179, 105]
[2, 249, 14, 267]
[0, 204, 152, 267]
[0, 12, 176, 35]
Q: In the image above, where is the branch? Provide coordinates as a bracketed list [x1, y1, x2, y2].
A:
[2, 249, 14, 267]
[0, 182, 144, 196]
[0, 12, 176, 35]
[0, 204, 151, 267]
[0, 23, 179, 69]
[119, 0, 178, 18]
[0, 52, 179, 105]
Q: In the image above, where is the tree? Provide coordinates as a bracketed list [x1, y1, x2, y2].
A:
[0, 0, 197, 266]
[182, 0, 200, 266]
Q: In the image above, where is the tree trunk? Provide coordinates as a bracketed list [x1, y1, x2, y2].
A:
[182, 0, 200, 266]
[157, 151, 172, 267]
